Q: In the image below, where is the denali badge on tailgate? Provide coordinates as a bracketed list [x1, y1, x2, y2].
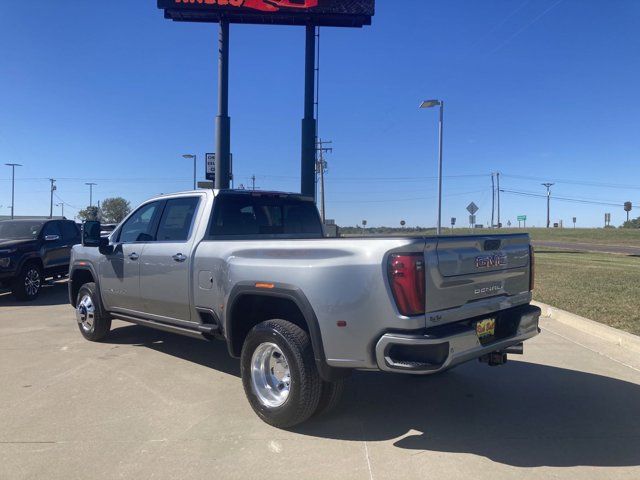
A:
[475, 253, 507, 269]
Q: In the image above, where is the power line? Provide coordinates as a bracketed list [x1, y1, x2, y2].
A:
[501, 173, 640, 191]
[500, 189, 635, 207]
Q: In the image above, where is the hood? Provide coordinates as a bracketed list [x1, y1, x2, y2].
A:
[0, 238, 37, 250]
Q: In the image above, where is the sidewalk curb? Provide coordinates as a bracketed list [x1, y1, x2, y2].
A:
[532, 300, 640, 355]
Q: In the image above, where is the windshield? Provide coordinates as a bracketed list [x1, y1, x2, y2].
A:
[0, 221, 44, 240]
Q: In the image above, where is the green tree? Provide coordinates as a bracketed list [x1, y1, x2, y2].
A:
[100, 197, 131, 223]
[622, 216, 640, 229]
[77, 206, 100, 221]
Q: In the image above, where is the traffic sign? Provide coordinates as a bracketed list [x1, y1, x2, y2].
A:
[451, 217, 456, 226]
[469, 214, 476, 226]
[467, 202, 479, 215]
[517, 215, 527, 222]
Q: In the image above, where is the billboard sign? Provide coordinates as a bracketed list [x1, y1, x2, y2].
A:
[206, 153, 233, 182]
[158, 0, 375, 27]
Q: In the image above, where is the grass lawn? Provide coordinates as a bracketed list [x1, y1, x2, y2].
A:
[452, 228, 640, 247]
[533, 248, 640, 336]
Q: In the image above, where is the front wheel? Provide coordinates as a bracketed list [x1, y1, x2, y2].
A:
[241, 319, 322, 428]
[76, 282, 111, 341]
[12, 262, 43, 301]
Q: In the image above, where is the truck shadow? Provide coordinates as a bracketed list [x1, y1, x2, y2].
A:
[103, 324, 640, 468]
[106, 324, 241, 378]
[0, 280, 69, 307]
[297, 360, 640, 468]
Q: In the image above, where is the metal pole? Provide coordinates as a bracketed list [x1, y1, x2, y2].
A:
[542, 183, 554, 228]
[215, 20, 231, 190]
[193, 155, 197, 190]
[49, 179, 55, 219]
[436, 101, 444, 235]
[10, 166, 15, 220]
[301, 24, 317, 199]
[90, 185, 93, 207]
[491, 173, 495, 228]
[496, 172, 501, 227]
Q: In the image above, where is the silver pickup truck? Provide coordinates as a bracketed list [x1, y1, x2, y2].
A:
[70, 189, 540, 427]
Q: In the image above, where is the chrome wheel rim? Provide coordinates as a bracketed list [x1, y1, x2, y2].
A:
[76, 294, 95, 332]
[24, 268, 41, 297]
[250, 342, 291, 408]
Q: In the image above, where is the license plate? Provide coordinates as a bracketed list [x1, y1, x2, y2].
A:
[476, 318, 496, 338]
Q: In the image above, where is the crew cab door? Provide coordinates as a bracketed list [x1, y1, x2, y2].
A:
[40, 221, 67, 270]
[99, 201, 162, 313]
[138, 196, 200, 323]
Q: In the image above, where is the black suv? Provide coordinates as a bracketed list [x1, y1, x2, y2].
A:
[0, 219, 81, 300]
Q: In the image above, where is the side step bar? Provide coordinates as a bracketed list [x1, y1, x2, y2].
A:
[111, 312, 218, 340]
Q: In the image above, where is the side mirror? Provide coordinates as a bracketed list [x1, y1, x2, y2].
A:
[82, 221, 101, 247]
[44, 234, 60, 242]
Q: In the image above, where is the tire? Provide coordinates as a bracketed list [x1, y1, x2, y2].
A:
[314, 378, 345, 417]
[241, 319, 322, 428]
[11, 262, 43, 301]
[75, 282, 111, 341]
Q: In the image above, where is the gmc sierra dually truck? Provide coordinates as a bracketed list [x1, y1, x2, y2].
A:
[70, 189, 540, 427]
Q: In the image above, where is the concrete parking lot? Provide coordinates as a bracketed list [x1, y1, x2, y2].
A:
[1, 282, 639, 480]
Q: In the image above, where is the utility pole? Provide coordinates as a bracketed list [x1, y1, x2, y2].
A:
[542, 183, 554, 228]
[49, 179, 56, 218]
[251, 175, 256, 191]
[491, 173, 495, 228]
[182, 154, 196, 190]
[316, 138, 332, 223]
[85, 182, 97, 207]
[496, 172, 501, 228]
[5, 163, 22, 220]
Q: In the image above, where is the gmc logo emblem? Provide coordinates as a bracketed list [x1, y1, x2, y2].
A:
[475, 253, 507, 269]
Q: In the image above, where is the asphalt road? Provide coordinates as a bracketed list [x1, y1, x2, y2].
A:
[533, 240, 640, 256]
[1, 282, 640, 480]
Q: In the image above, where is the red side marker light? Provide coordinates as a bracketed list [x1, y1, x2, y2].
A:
[337, 321, 347, 328]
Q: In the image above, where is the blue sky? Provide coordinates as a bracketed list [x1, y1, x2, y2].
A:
[1, 0, 639, 227]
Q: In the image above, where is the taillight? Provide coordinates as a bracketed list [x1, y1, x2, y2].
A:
[529, 245, 535, 291]
[388, 253, 426, 316]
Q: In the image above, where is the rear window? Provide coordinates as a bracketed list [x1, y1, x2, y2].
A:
[209, 194, 322, 238]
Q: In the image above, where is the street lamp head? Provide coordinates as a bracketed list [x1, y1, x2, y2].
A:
[419, 100, 441, 109]
[183, 154, 196, 159]
[5, 163, 22, 167]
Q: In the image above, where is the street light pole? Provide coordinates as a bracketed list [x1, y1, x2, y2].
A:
[5, 163, 22, 220]
[85, 182, 97, 207]
[56, 202, 64, 218]
[419, 99, 444, 235]
[183, 154, 197, 190]
[542, 183, 554, 228]
[49, 178, 56, 219]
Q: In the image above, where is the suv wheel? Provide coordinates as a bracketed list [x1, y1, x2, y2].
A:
[76, 282, 111, 341]
[12, 263, 43, 301]
[241, 319, 322, 428]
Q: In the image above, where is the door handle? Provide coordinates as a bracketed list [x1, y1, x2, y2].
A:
[172, 253, 187, 263]
[128, 252, 139, 261]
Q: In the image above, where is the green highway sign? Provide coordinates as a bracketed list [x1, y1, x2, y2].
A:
[517, 215, 527, 222]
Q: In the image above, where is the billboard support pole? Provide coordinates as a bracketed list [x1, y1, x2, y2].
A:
[215, 20, 231, 190]
[301, 24, 317, 200]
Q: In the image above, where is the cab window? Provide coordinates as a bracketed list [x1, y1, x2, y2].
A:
[155, 197, 200, 242]
[118, 201, 161, 243]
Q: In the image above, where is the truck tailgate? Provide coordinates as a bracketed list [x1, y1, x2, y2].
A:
[425, 234, 531, 314]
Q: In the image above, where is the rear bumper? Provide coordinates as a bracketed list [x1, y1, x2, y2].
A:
[375, 304, 541, 375]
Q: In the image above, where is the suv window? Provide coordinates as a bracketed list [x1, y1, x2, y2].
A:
[41, 222, 62, 238]
[118, 201, 161, 243]
[60, 221, 80, 240]
[156, 197, 199, 242]
[209, 195, 322, 237]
